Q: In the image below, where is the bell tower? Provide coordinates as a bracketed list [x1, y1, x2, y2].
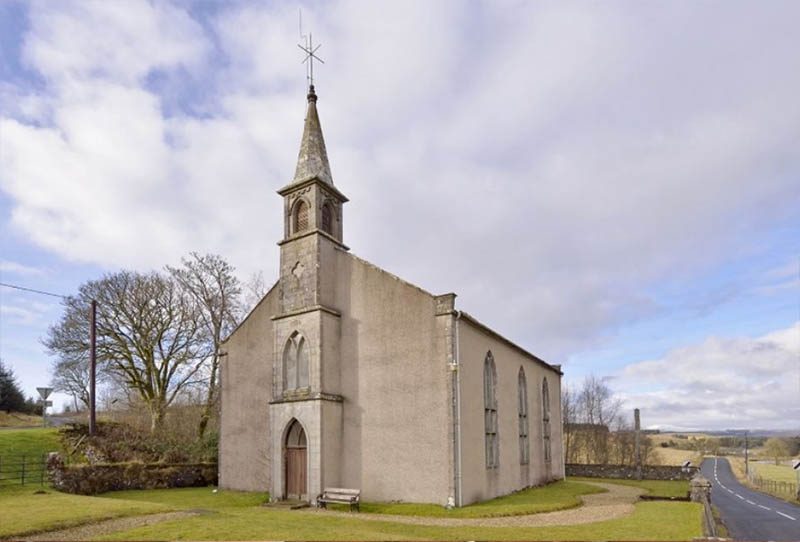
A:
[279, 86, 348, 246]
[269, 85, 345, 502]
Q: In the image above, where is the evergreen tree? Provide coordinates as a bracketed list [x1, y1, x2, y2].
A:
[0, 360, 27, 413]
[23, 396, 43, 416]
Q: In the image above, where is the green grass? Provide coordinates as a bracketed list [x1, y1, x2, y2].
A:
[91, 487, 702, 541]
[0, 485, 702, 541]
[0, 427, 63, 458]
[751, 463, 799, 484]
[102, 486, 269, 510]
[0, 485, 172, 538]
[569, 477, 690, 498]
[328, 480, 605, 518]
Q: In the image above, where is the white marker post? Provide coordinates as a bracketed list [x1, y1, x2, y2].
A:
[36, 387, 53, 427]
[793, 460, 800, 501]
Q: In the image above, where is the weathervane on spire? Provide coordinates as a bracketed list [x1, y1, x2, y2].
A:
[298, 10, 324, 89]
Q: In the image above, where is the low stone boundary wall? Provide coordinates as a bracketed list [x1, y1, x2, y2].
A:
[47, 453, 217, 495]
[566, 463, 698, 480]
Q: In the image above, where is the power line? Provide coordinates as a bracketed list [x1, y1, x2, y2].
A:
[0, 281, 67, 299]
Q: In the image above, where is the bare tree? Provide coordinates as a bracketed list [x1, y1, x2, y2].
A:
[167, 253, 242, 438]
[561, 384, 578, 463]
[50, 354, 104, 411]
[764, 437, 791, 465]
[573, 375, 622, 464]
[45, 271, 209, 432]
[243, 269, 269, 313]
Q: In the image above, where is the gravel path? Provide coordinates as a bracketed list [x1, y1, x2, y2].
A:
[25, 511, 198, 541]
[301, 482, 646, 527]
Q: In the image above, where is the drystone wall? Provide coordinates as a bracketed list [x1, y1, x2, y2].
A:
[565, 463, 698, 480]
[47, 453, 217, 495]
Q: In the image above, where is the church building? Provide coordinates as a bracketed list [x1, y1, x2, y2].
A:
[219, 85, 565, 507]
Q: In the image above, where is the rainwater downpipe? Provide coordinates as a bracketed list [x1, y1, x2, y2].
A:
[453, 311, 463, 507]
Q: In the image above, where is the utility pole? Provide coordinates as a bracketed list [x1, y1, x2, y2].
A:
[634, 408, 642, 480]
[89, 299, 97, 436]
[744, 430, 749, 476]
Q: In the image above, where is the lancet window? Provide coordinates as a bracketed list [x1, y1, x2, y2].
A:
[321, 202, 333, 235]
[293, 200, 309, 234]
[283, 332, 309, 391]
[542, 377, 552, 463]
[484, 351, 499, 468]
[519, 367, 530, 464]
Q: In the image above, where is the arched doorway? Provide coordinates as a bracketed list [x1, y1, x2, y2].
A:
[284, 419, 307, 500]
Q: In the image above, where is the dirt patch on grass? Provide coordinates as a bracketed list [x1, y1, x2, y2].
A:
[302, 482, 645, 527]
[26, 511, 201, 540]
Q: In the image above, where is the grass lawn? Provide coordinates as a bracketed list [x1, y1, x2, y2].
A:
[92, 487, 702, 541]
[0, 427, 63, 458]
[328, 480, 605, 518]
[0, 485, 173, 538]
[102, 486, 270, 509]
[568, 477, 690, 499]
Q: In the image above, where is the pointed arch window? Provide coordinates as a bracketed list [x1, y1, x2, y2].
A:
[293, 200, 309, 234]
[484, 351, 499, 469]
[283, 332, 309, 391]
[518, 367, 530, 465]
[542, 377, 552, 463]
[321, 202, 333, 235]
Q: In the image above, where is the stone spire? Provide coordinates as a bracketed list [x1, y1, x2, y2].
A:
[292, 85, 333, 186]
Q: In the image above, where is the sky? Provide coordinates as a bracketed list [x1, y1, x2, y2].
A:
[0, 0, 798, 431]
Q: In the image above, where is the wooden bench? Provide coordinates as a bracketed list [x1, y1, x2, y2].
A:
[317, 487, 361, 512]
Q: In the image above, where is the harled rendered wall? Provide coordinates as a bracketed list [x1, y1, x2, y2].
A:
[218, 287, 277, 492]
[458, 319, 564, 505]
[334, 250, 452, 505]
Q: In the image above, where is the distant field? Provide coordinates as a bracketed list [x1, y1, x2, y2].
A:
[646, 433, 705, 466]
[652, 447, 700, 466]
[751, 462, 798, 484]
[0, 412, 42, 428]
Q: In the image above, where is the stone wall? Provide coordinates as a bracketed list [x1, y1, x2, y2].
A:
[565, 463, 698, 480]
[47, 453, 217, 495]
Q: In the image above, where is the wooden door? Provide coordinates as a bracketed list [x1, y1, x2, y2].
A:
[286, 448, 307, 499]
[284, 420, 307, 500]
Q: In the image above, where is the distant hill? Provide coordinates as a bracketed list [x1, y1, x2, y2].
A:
[702, 429, 799, 438]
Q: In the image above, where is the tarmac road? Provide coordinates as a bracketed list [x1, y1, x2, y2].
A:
[702, 457, 800, 540]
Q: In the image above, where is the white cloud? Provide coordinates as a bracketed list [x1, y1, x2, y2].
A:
[0, 1, 798, 365]
[614, 322, 800, 430]
[0, 300, 55, 326]
[22, 0, 208, 84]
[0, 260, 47, 276]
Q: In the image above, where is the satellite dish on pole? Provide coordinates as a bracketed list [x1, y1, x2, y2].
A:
[36, 387, 53, 400]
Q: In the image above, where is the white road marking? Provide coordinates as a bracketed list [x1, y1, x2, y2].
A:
[712, 458, 798, 521]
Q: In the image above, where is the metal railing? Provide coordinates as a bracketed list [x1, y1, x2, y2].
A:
[0, 454, 51, 486]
